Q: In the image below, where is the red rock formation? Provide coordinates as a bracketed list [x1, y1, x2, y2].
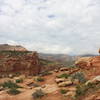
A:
[0, 51, 41, 76]
[75, 56, 100, 69]
[75, 57, 92, 69]
[75, 56, 100, 78]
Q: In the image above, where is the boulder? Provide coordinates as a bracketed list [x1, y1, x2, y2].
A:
[55, 78, 66, 84]
[86, 75, 100, 85]
[0, 86, 4, 91]
[54, 69, 59, 73]
[64, 91, 76, 97]
[58, 80, 73, 87]
[92, 76, 100, 82]
[60, 67, 69, 71]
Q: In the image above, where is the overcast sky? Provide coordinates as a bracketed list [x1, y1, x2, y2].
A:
[0, 0, 100, 54]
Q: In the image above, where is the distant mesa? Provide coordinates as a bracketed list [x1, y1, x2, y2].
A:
[0, 44, 27, 51]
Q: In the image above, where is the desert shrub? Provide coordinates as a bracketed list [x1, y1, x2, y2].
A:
[86, 82, 100, 90]
[32, 89, 45, 99]
[75, 82, 100, 99]
[75, 85, 87, 98]
[1, 81, 21, 89]
[7, 88, 21, 95]
[60, 89, 68, 94]
[36, 77, 45, 82]
[16, 78, 23, 83]
[86, 82, 96, 89]
[57, 73, 70, 79]
[71, 72, 87, 83]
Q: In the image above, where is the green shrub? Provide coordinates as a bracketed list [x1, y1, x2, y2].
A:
[7, 88, 21, 95]
[60, 89, 68, 94]
[32, 89, 45, 99]
[57, 73, 70, 79]
[75, 82, 100, 99]
[16, 78, 23, 83]
[36, 77, 45, 82]
[75, 85, 87, 98]
[71, 72, 87, 83]
[1, 81, 21, 89]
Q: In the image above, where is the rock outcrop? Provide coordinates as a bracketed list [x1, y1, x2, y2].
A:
[75, 56, 100, 79]
[0, 51, 41, 76]
[75, 56, 100, 69]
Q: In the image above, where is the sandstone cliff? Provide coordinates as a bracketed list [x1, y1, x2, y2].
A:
[75, 56, 100, 79]
[0, 51, 41, 76]
[75, 56, 100, 69]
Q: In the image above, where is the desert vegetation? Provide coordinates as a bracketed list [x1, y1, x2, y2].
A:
[0, 45, 100, 100]
[0, 81, 22, 95]
[1, 81, 21, 89]
[7, 88, 21, 95]
[15, 78, 23, 83]
[75, 81, 100, 99]
[60, 89, 68, 94]
[35, 77, 45, 82]
[32, 89, 46, 99]
[71, 72, 87, 83]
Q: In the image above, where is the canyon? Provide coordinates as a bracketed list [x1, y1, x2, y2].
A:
[0, 44, 100, 100]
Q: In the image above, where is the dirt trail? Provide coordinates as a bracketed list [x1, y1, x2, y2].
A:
[41, 73, 63, 100]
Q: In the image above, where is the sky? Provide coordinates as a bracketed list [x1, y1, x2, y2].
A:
[0, 0, 100, 55]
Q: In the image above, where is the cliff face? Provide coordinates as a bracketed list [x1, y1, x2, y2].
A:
[75, 56, 100, 78]
[75, 56, 100, 69]
[0, 51, 41, 76]
[75, 57, 92, 69]
[0, 44, 27, 51]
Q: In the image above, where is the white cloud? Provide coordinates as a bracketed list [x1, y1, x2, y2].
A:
[6, 40, 18, 45]
[22, 42, 72, 54]
[0, 0, 100, 54]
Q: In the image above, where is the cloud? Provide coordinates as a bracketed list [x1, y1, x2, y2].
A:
[0, 0, 100, 54]
[21, 42, 72, 54]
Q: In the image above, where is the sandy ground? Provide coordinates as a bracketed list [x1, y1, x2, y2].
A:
[0, 72, 65, 100]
